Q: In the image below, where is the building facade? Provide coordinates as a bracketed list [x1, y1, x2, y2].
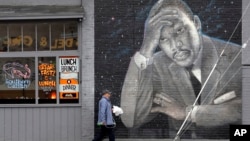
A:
[0, 0, 250, 141]
[0, 0, 94, 141]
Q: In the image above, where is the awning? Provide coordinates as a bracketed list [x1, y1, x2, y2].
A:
[0, 6, 85, 20]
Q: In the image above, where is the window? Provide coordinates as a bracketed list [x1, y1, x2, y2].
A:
[0, 57, 35, 104]
[0, 24, 7, 52]
[59, 56, 79, 103]
[9, 24, 22, 52]
[0, 20, 78, 52]
[37, 23, 50, 51]
[38, 57, 57, 104]
[0, 20, 80, 105]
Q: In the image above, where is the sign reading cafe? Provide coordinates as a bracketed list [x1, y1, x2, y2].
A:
[59, 56, 79, 99]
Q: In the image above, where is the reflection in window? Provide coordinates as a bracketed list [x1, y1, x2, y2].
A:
[38, 57, 56, 104]
[0, 20, 80, 105]
[37, 23, 50, 51]
[0, 57, 35, 104]
[0, 25, 7, 52]
[9, 24, 22, 52]
[0, 21, 78, 52]
[51, 23, 64, 50]
[23, 24, 36, 51]
[65, 22, 78, 50]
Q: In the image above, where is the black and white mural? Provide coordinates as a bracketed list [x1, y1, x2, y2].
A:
[95, 0, 242, 139]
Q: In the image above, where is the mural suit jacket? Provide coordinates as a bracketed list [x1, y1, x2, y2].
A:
[120, 35, 242, 138]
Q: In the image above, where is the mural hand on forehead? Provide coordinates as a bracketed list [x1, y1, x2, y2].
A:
[141, 7, 179, 58]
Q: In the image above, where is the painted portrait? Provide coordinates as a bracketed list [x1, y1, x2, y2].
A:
[95, 0, 242, 139]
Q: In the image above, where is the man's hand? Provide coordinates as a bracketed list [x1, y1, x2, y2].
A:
[151, 93, 186, 120]
[140, 9, 179, 58]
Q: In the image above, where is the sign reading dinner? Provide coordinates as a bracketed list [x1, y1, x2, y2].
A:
[59, 57, 79, 99]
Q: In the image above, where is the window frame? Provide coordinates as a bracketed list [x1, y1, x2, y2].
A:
[0, 19, 82, 107]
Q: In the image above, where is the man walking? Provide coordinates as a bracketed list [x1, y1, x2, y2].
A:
[93, 89, 115, 141]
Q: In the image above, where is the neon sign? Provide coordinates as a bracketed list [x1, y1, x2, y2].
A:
[38, 62, 56, 91]
[2, 62, 31, 88]
[5, 79, 30, 88]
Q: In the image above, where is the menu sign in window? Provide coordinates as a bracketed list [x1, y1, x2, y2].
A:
[59, 56, 79, 99]
[38, 63, 56, 92]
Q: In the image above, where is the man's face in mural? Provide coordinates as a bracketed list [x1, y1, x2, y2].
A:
[159, 9, 201, 67]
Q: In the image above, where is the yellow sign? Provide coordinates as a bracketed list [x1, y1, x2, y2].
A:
[38, 63, 56, 88]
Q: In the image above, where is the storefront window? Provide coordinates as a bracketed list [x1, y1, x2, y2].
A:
[0, 21, 78, 52]
[38, 57, 57, 104]
[51, 23, 65, 51]
[0, 25, 7, 52]
[0, 55, 80, 104]
[37, 23, 50, 51]
[9, 24, 22, 52]
[59, 56, 79, 103]
[23, 24, 36, 51]
[65, 23, 78, 50]
[0, 57, 35, 104]
[0, 20, 80, 105]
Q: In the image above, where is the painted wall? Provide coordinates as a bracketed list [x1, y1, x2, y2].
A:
[94, 0, 242, 140]
[0, 0, 249, 140]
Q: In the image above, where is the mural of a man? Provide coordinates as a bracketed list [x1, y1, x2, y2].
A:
[120, 0, 241, 139]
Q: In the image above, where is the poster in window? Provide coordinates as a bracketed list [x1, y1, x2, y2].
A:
[59, 56, 79, 99]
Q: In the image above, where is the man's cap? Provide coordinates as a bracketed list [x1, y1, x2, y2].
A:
[101, 89, 112, 95]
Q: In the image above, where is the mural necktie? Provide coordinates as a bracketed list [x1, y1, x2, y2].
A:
[187, 67, 201, 104]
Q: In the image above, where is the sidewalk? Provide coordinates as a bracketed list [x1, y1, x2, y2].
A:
[103, 139, 228, 141]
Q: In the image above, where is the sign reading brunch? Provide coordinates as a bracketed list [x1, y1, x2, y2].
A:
[59, 56, 79, 99]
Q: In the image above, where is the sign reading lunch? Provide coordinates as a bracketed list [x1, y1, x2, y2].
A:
[59, 57, 79, 73]
[59, 56, 79, 99]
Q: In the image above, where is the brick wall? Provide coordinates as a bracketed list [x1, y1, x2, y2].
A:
[94, 0, 242, 139]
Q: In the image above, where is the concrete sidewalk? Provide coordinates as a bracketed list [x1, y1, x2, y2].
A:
[103, 139, 228, 141]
